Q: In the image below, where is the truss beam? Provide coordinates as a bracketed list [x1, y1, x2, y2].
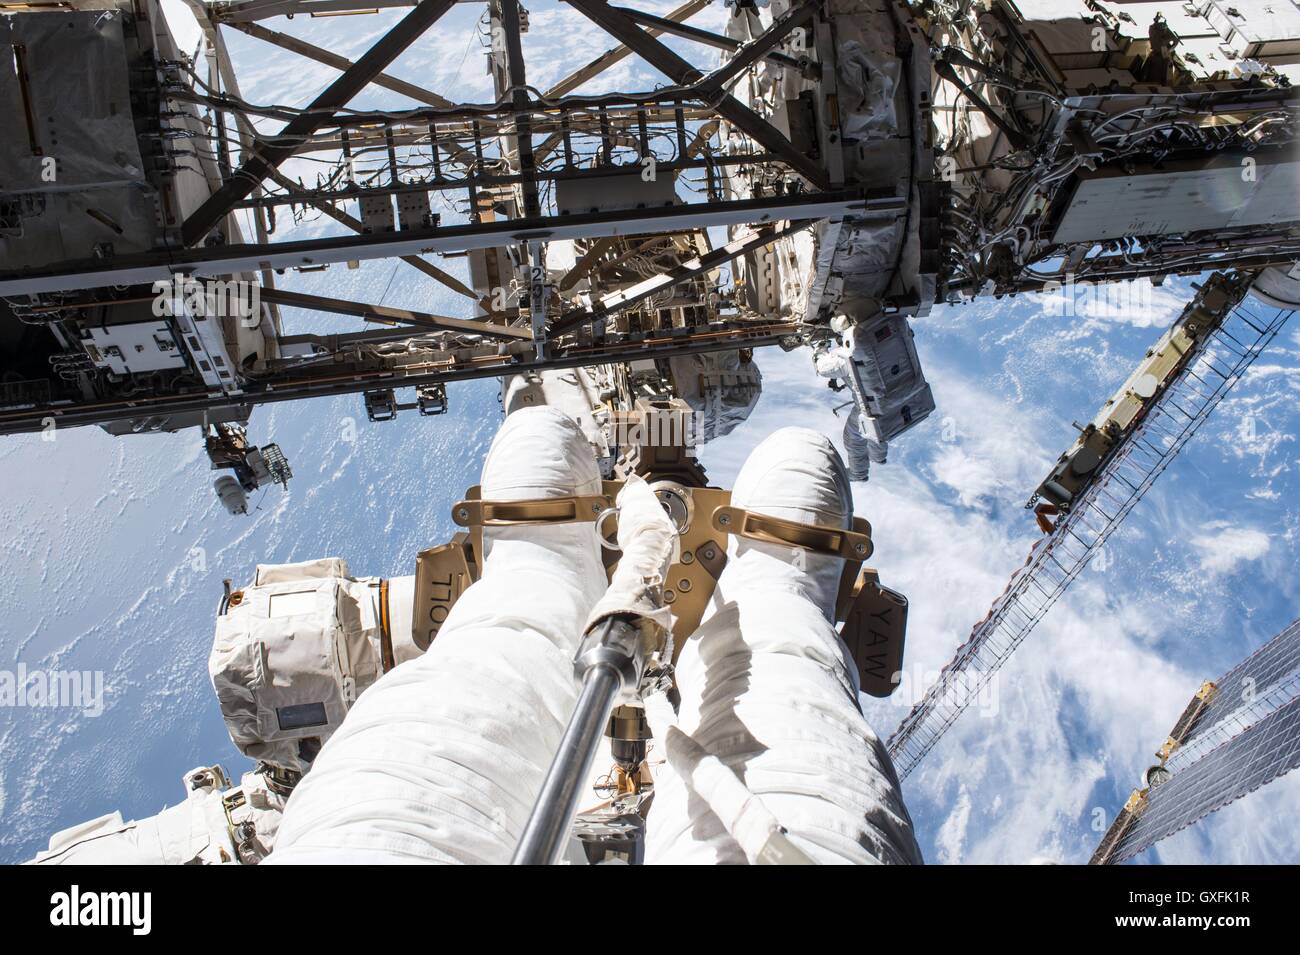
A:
[496, 0, 541, 218]
[3, 193, 882, 296]
[544, 0, 708, 98]
[549, 219, 814, 336]
[182, 0, 459, 247]
[258, 287, 531, 339]
[226, 20, 454, 108]
[264, 169, 483, 304]
[564, 0, 830, 189]
[0, 322, 797, 436]
[212, 0, 422, 24]
[614, 5, 803, 72]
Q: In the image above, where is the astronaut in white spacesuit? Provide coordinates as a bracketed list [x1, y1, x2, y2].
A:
[265, 404, 920, 866]
[812, 310, 935, 484]
[814, 321, 891, 482]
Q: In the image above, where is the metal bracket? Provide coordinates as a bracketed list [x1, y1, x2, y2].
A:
[711, 505, 873, 560]
[452, 494, 611, 527]
[836, 569, 908, 698]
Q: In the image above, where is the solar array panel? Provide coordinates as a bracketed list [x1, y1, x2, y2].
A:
[1166, 619, 1300, 766]
[1104, 695, 1300, 864]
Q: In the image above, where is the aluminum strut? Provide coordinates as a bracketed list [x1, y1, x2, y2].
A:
[512, 615, 655, 865]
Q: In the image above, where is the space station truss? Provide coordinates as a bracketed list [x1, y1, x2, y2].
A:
[1091, 618, 1300, 865]
[3, 0, 1299, 444]
[886, 285, 1295, 779]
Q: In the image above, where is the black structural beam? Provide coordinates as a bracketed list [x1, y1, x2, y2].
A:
[693, 2, 814, 94]
[227, 19, 455, 108]
[0, 323, 796, 436]
[258, 287, 532, 339]
[544, 0, 708, 98]
[214, 0, 418, 22]
[565, 0, 830, 190]
[933, 57, 1031, 152]
[497, 0, 541, 218]
[614, 5, 803, 71]
[2, 192, 878, 295]
[181, 0, 458, 247]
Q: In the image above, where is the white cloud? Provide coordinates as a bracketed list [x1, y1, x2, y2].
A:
[930, 446, 1003, 509]
[703, 321, 1299, 865]
[934, 785, 971, 864]
[1191, 524, 1271, 575]
[1071, 279, 1188, 329]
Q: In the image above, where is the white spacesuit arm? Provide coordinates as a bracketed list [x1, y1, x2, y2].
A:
[813, 337, 851, 380]
[643, 691, 813, 865]
[28, 766, 276, 865]
[583, 475, 678, 637]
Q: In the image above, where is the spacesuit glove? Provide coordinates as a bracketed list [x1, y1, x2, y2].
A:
[583, 474, 679, 639]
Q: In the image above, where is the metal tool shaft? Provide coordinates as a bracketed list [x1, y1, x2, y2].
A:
[512, 663, 622, 865]
[513, 616, 653, 865]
